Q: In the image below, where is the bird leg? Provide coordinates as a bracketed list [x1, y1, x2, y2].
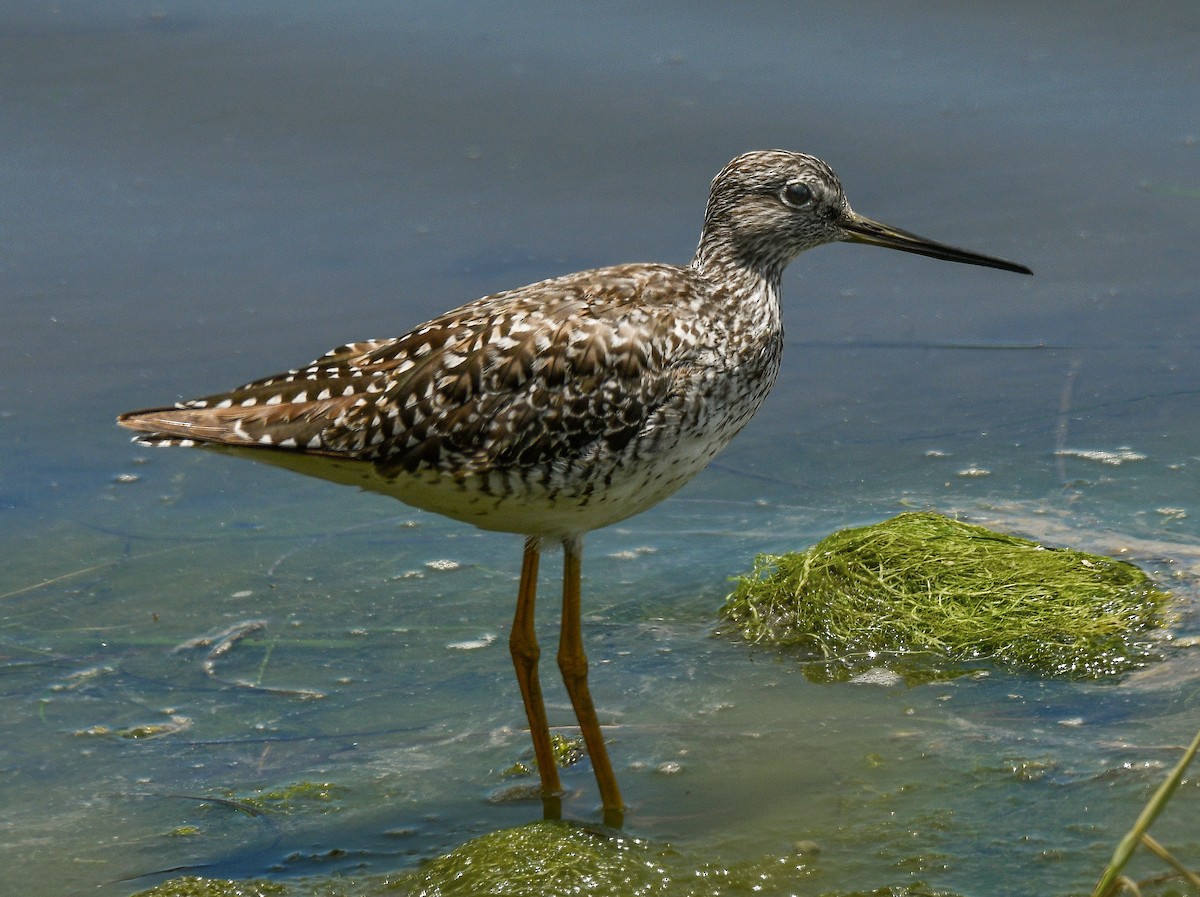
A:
[508, 535, 563, 819]
[558, 534, 624, 827]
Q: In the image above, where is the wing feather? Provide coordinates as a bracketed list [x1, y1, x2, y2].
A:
[119, 263, 705, 478]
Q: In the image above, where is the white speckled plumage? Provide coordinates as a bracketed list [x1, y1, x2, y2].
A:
[118, 150, 1029, 822]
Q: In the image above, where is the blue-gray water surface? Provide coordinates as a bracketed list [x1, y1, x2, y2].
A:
[3, 2, 1200, 896]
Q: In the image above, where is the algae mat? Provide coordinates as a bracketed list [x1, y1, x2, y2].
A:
[720, 512, 1170, 679]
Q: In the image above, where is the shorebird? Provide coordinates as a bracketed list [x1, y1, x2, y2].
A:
[118, 150, 1030, 825]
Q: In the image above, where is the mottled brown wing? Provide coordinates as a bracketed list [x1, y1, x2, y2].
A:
[321, 267, 697, 476]
[118, 264, 701, 476]
[116, 338, 408, 450]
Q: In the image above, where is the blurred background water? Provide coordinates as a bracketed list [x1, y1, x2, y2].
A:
[3, 2, 1199, 895]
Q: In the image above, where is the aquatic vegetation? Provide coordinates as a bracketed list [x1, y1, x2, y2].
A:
[502, 733, 586, 777]
[398, 821, 669, 896]
[129, 820, 961, 896]
[720, 511, 1170, 679]
[222, 781, 348, 814]
[1092, 726, 1200, 896]
[132, 877, 288, 897]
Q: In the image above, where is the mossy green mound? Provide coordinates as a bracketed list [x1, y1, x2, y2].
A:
[400, 820, 668, 896]
[403, 822, 959, 896]
[132, 877, 287, 897]
[720, 511, 1169, 679]
[130, 824, 962, 897]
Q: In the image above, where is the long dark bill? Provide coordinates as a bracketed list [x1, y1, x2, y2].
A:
[842, 213, 1032, 275]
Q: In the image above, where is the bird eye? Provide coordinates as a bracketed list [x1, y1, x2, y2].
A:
[780, 183, 814, 208]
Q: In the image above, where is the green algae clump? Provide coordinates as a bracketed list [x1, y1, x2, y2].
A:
[129, 825, 966, 897]
[502, 733, 587, 778]
[396, 820, 670, 897]
[132, 877, 287, 897]
[720, 511, 1169, 679]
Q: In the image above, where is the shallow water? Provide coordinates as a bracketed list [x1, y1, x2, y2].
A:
[4, 2, 1200, 895]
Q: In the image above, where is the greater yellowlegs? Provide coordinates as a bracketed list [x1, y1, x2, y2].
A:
[118, 150, 1031, 825]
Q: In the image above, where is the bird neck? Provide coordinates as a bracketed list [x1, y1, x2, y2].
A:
[688, 242, 784, 342]
[690, 224, 789, 294]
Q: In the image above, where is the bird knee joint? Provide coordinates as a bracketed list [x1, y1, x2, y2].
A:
[509, 634, 540, 667]
[557, 651, 588, 683]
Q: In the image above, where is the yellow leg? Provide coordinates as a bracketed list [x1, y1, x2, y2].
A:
[509, 535, 563, 818]
[557, 534, 624, 827]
